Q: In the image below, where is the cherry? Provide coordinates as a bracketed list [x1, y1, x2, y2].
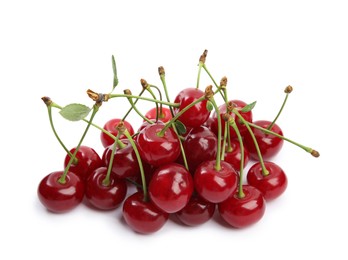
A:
[102, 139, 140, 179]
[136, 121, 181, 167]
[37, 171, 85, 213]
[247, 161, 288, 201]
[145, 107, 172, 123]
[63, 145, 103, 182]
[149, 163, 194, 213]
[175, 194, 215, 226]
[100, 118, 134, 148]
[173, 88, 210, 128]
[194, 160, 239, 203]
[218, 185, 266, 228]
[212, 100, 253, 138]
[223, 139, 250, 171]
[85, 167, 127, 210]
[122, 192, 169, 234]
[244, 120, 284, 160]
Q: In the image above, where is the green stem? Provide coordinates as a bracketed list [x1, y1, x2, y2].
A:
[203, 64, 219, 89]
[196, 62, 203, 89]
[109, 93, 179, 108]
[222, 88, 232, 152]
[150, 85, 164, 121]
[210, 98, 222, 171]
[126, 95, 153, 124]
[58, 104, 99, 184]
[122, 89, 146, 121]
[102, 132, 121, 186]
[268, 93, 289, 130]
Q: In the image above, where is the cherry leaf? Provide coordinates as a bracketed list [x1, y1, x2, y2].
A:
[112, 55, 119, 90]
[241, 101, 257, 113]
[174, 120, 187, 135]
[206, 100, 214, 112]
[59, 103, 91, 121]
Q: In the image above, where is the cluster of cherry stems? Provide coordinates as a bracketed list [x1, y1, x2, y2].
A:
[38, 50, 319, 234]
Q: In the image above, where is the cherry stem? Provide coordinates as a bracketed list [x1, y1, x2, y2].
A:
[109, 93, 179, 108]
[268, 85, 292, 130]
[122, 88, 146, 121]
[202, 64, 219, 89]
[102, 132, 121, 186]
[209, 97, 222, 171]
[124, 90, 153, 124]
[196, 62, 203, 89]
[58, 103, 99, 184]
[222, 88, 232, 152]
[149, 85, 164, 121]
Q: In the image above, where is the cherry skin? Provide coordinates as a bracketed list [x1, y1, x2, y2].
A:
[145, 107, 172, 123]
[149, 163, 194, 213]
[122, 192, 169, 234]
[194, 160, 239, 203]
[37, 171, 85, 213]
[173, 88, 210, 128]
[136, 122, 181, 167]
[247, 161, 288, 201]
[100, 118, 134, 148]
[244, 120, 284, 160]
[175, 194, 216, 226]
[102, 139, 140, 179]
[63, 145, 103, 182]
[85, 167, 127, 210]
[212, 100, 253, 138]
[218, 185, 266, 228]
[223, 139, 250, 171]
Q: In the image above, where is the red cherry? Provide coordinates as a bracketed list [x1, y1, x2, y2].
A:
[63, 145, 103, 182]
[149, 163, 194, 213]
[244, 120, 284, 160]
[173, 88, 210, 128]
[136, 122, 180, 167]
[85, 167, 127, 210]
[145, 107, 172, 123]
[223, 139, 250, 171]
[175, 195, 215, 226]
[212, 100, 253, 138]
[194, 160, 239, 203]
[100, 118, 134, 148]
[247, 161, 288, 201]
[122, 192, 169, 234]
[37, 171, 84, 213]
[218, 185, 266, 228]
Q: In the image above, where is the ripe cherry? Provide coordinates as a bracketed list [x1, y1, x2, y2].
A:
[173, 88, 210, 128]
[63, 145, 103, 182]
[85, 167, 127, 210]
[145, 107, 172, 123]
[247, 161, 288, 201]
[136, 122, 181, 167]
[218, 185, 266, 228]
[194, 160, 238, 203]
[244, 120, 284, 160]
[122, 192, 169, 234]
[223, 139, 250, 171]
[38, 171, 85, 213]
[100, 118, 134, 148]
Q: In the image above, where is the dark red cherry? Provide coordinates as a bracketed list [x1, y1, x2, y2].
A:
[247, 161, 287, 201]
[175, 194, 215, 226]
[218, 185, 266, 228]
[63, 145, 103, 182]
[173, 88, 210, 128]
[136, 122, 180, 167]
[122, 192, 169, 234]
[85, 167, 127, 210]
[223, 139, 250, 171]
[212, 100, 253, 138]
[145, 107, 172, 123]
[194, 160, 238, 203]
[102, 139, 140, 179]
[149, 163, 194, 213]
[100, 118, 134, 148]
[37, 171, 84, 213]
[244, 120, 284, 160]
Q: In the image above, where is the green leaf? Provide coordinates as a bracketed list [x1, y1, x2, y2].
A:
[174, 120, 187, 135]
[59, 103, 91, 121]
[206, 100, 214, 112]
[112, 55, 118, 90]
[241, 101, 256, 113]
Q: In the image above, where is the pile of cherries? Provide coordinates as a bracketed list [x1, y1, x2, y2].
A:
[38, 50, 319, 234]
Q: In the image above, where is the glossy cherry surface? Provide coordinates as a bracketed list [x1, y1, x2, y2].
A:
[173, 88, 210, 128]
[122, 192, 169, 234]
[218, 185, 266, 228]
[175, 194, 215, 226]
[194, 160, 238, 203]
[247, 161, 287, 201]
[64, 145, 103, 182]
[223, 139, 250, 171]
[136, 122, 181, 167]
[149, 163, 194, 213]
[100, 118, 134, 148]
[244, 120, 284, 160]
[37, 171, 85, 213]
[85, 167, 127, 210]
[145, 107, 172, 123]
[102, 139, 140, 179]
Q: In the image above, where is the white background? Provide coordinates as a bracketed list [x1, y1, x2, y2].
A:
[1, 0, 346, 259]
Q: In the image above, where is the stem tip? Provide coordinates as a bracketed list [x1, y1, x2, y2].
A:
[311, 150, 320, 158]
